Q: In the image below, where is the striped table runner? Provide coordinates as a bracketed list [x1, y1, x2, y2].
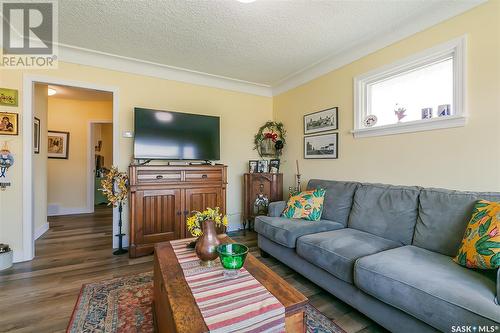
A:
[170, 238, 286, 333]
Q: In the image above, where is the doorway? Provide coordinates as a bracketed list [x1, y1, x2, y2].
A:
[89, 121, 113, 210]
[22, 76, 120, 261]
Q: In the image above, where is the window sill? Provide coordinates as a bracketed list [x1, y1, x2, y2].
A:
[351, 115, 467, 138]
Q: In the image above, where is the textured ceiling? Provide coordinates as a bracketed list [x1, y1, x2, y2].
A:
[48, 84, 113, 101]
[58, 0, 480, 86]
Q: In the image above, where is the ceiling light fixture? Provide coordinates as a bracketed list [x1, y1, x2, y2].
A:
[48, 88, 57, 96]
[237, 0, 256, 3]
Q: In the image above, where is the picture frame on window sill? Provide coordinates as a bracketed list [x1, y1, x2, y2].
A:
[304, 107, 338, 135]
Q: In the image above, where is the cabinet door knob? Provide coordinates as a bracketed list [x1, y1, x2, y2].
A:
[176, 211, 182, 216]
[201, 174, 208, 179]
[156, 175, 164, 179]
[184, 210, 189, 216]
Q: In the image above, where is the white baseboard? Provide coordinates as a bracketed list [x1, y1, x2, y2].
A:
[48, 205, 93, 216]
[226, 212, 243, 232]
[34, 222, 50, 240]
[13, 250, 25, 263]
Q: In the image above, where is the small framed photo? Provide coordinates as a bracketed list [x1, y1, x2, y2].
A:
[269, 159, 280, 173]
[304, 133, 338, 159]
[421, 108, 433, 119]
[0, 88, 18, 107]
[304, 107, 338, 134]
[257, 160, 269, 173]
[34, 117, 41, 154]
[48, 130, 70, 159]
[248, 160, 258, 173]
[0, 112, 19, 135]
[438, 104, 451, 117]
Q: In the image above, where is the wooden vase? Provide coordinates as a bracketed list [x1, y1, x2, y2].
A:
[195, 220, 220, 266]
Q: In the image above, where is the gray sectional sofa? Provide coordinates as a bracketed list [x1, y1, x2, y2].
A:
[254, 180, 500, 332]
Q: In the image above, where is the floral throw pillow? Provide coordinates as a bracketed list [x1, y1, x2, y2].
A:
[281, 188, 326, 221]
[454, 200, 500, 269]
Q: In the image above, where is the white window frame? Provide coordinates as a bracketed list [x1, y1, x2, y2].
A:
[352, 35, 467, 138]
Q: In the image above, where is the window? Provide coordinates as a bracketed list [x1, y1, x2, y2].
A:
[353, 36, 466, 138]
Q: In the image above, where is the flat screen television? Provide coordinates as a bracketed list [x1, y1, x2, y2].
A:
[134, 108, 220, 160]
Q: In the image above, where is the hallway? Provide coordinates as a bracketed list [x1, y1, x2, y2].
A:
[0, 206, 152, 332]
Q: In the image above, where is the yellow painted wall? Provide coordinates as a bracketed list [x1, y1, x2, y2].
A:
[273, 1, 500, 193]
[47, 98, 113, 212]
[33, 84, 48, 233]
[0, 62, 272, 259]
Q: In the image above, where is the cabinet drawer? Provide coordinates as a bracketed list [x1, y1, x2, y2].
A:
[137, 170, 181, 184]
[185, 170, 222, 182]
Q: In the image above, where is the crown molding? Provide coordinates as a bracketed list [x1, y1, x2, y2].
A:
[58, 44, 273, 97]
[271, 0, 486, 96]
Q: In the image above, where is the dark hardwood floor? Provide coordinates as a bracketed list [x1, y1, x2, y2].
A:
[0, 207, 385, 333]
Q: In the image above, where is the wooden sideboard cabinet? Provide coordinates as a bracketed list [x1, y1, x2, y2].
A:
[129, 164, 227, 258]
[243, 173, 283, 230]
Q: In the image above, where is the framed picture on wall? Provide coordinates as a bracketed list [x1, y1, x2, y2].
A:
[34, 117, 40, 154]
[0, 112, 18, 135]
[304, 133, 338, 159]
[304, 107, 338, 134]
[48, 130, 70, 159]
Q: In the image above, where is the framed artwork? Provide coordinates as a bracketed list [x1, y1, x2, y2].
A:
[304, 133, 338, 159]
[257, 160, 269, 173]
[34, 117, 40, 154]
[304, 107, 338, 134]
[0, 112, 18, 135]
[248, 160, 258, 173]
[0, 88, 18, 107]
[269, 159, 280, 173]
[48, 131, 70, 159]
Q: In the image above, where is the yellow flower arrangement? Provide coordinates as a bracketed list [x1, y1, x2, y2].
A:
[186, 207, 228, 237]
[100, 167, 129, 207]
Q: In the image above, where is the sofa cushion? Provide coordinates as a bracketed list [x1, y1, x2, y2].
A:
[307, 179, 359, 226]
[282, 188, 326, 221]
[254, 216, 344, 248]
[454, 200, 500, 269]
[413, 188, 500, 257]
[297, 228, 400, 283]
[355, 246, 499, 330]
[348, 183, 420, 245]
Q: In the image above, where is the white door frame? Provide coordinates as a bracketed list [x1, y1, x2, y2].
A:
[22, 75, 120, 261]
[88, 120, 113, 213]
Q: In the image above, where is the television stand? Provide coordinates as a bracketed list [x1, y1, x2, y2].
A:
[128, 163, 227, 257]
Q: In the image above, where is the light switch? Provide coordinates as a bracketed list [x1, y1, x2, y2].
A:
[122, 131, 134, 138]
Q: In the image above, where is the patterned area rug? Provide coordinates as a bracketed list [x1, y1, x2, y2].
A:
[67, 272, 345, 333]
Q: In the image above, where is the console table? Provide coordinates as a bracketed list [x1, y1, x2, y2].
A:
[129, 164, 227, 258]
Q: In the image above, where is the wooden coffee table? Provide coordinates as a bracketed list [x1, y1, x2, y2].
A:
[153, 235, 308, 333]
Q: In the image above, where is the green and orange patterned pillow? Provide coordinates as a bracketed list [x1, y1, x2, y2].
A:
[281, 188, 325, 221]
[454, 200, 500, 269]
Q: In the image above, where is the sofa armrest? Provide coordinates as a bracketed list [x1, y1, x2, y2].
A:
[496, 269, 499, 305]
[268, 201, 286, 217]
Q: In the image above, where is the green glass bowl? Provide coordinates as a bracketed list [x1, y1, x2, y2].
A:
[217, 243, 249, 270]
